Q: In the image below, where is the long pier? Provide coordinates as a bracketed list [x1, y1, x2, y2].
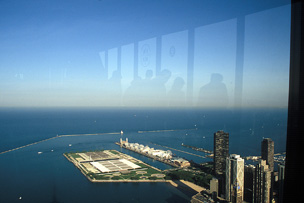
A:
[138, 128, 197, 133]
[0, 136, 59, 155]
[151, 143, 206, 159]
[0, 132, 120, 155]
[60, 132, 120, 137]
[181, 143, 213, 154]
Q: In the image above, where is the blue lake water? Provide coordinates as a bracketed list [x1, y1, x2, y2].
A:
[0, 108, 287, 202]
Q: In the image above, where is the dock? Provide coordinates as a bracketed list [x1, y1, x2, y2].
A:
[138, 128, 197, 133]
[181, 143, 213, 154]
[151, 143, 207, 159]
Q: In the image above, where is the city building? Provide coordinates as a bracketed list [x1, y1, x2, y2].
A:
[278, 163, 285, 203]
[261, 138, 274, 201]
[210, 177, 219, 199]
[214, 131, 229, 175]
[261, 138, 274, 172]
[254, 160, 272, 203]
[170, 157, 190, 167]
[225, 154, 244, 203]
[244, 164, 256, 202]
[214, 130, 229, 197]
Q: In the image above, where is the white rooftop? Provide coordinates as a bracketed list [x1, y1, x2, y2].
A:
[91, 159, 141, 173]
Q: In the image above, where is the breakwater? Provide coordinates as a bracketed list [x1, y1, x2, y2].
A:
[151, 143, 207, 159]
[0, 132, 120, 155]
[181, 143, 213, 154]
[138, 128, 197, 133]
[0, 136, 58, 155]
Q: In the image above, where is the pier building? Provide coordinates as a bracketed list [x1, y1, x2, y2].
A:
[120, 138, 173, 160]
[119, 138, 190, 167]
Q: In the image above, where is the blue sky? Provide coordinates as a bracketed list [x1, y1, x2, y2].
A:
[0, 0, 291, 108]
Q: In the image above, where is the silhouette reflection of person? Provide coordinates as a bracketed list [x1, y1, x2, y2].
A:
[123, 69, 171, 107]
[123, 70, 154, 106]
[123, 76, 142, 106]
[198, 73, 228, 108]
[151, 69, 171, 106]
[167, 77, 185, 107]
[141, 70, 154, 105]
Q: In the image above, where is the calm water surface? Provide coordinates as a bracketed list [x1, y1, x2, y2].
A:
[0, 108, 287, 202]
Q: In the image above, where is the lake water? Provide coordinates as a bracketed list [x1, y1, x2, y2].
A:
[0, 107, 287, 202]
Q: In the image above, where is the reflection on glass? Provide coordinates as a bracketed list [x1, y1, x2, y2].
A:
[0, 1, 291, 203]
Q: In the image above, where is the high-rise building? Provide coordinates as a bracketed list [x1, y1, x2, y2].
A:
[210, 177, 219, 199]
[214, 130, 229, 198]
[261, 138, 274, 172]
[254, 160, 272, 203]
[278, 163, 285, 203]
[214, 130, 229, 176]
[261, 138, 274, 201]
[244, 164, 256, 202]
[225, 154, 244, 203]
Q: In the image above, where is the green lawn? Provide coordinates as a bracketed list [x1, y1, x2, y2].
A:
[109, 150, 119, 155]
[69, 153, 81, 159]
[65, 150, 166, 181]
[165, 169, 213, 187]
[92, 167, 165, 181]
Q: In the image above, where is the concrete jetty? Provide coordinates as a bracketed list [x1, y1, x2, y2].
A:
[138, 128, 197, 133]
[181, 143, 213, 154]
[0, 132, 120, 155]
[151, 143, 206, 159]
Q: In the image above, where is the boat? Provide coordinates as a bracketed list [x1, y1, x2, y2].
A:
[38, 152, 42, 154]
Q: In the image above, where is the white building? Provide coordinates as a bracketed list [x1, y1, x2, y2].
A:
[121, 138, 173, 160]
[142, 146, 150, 153]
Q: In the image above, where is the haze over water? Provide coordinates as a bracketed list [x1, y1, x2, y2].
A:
[0, 108, 287, 202]
[0, 0, 291, 202]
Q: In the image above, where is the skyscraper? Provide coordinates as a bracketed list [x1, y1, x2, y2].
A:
[244, 164, 256, 202]
[278, 163, 285, 203]
[225, 154, 244, 203]
[214, 130, 229, 198]
[261, 138, 274, 172]
[214, 130, 229, 176]
[254, 160, 272, 203]
[210, 177, 219, 199]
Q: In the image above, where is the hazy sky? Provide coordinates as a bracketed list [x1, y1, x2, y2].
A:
[0, 0, 291, 108]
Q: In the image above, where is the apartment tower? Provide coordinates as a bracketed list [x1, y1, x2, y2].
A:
[225, 154, 245, 203]
[254, 160, 272, 203]
[214, 130, 229, 175]
[261, 138, 274, 172]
